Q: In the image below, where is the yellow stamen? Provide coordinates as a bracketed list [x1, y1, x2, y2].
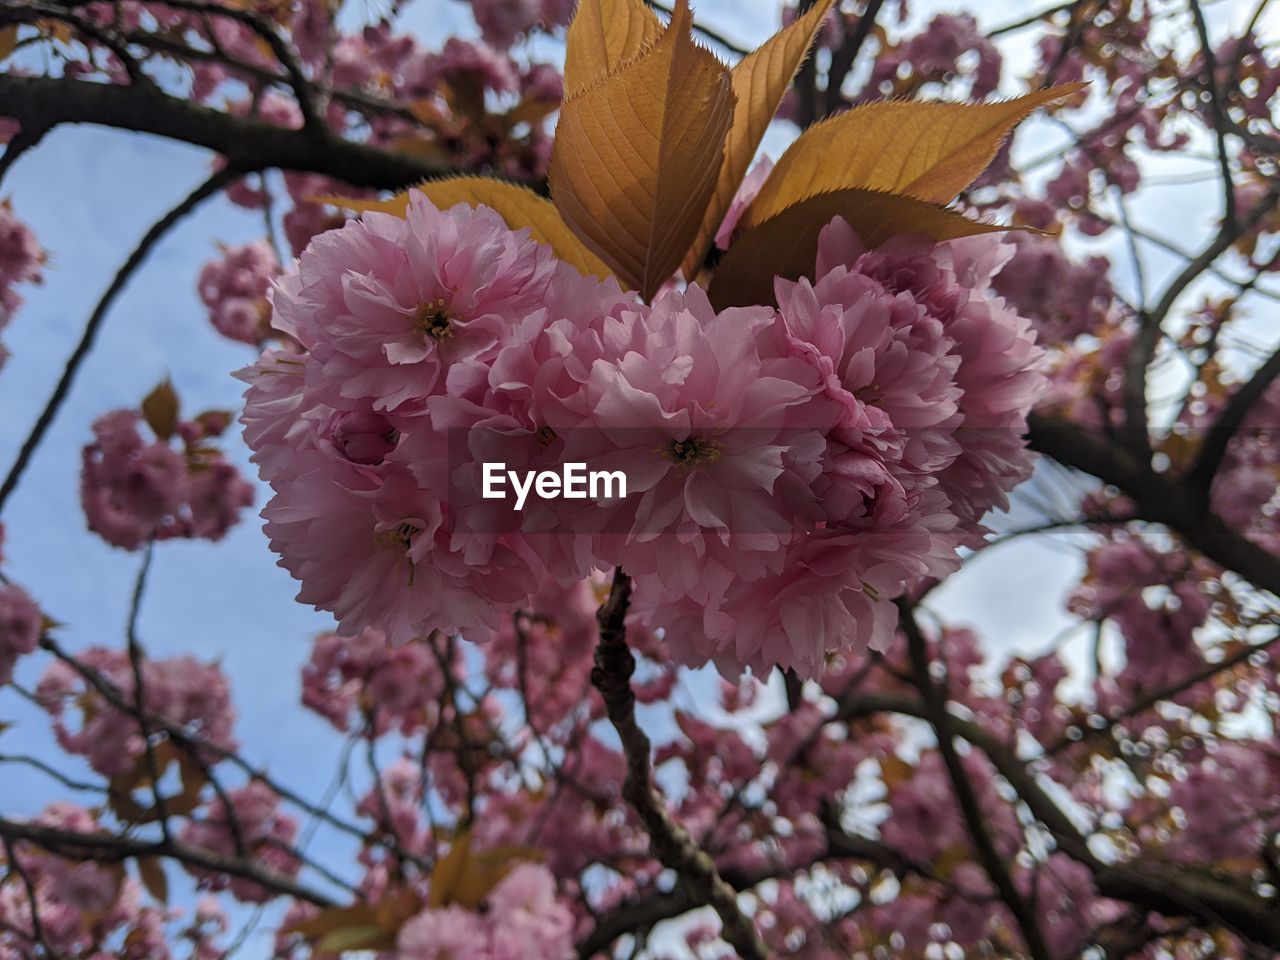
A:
[414, 298, 455, 341]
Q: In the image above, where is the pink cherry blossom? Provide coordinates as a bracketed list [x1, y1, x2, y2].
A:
[198, 241, 280, 344]
[181, 782, 301, 903]
[0, 582, 41, 685]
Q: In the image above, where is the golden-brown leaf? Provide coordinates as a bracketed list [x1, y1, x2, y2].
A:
[286, 887, 420, 950]
[427, 828, 543, 909]
[741, 83, 1087, 231]
[707, 188, 1006, 309]
[550, 0, 735, 300]
[136, 857, 169, 905]
[504, 97, 560, 128]
[314, 177, 613, 282]
[562, 0, 663, 96]
[141, 380, 179, 441]
[0, 27, 17, 62]
[681, 0, 836, 277]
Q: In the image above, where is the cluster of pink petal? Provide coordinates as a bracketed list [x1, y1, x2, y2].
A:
[467, 0, 574, 48]
[872, 13, 1002, 97]
[180, 782, 302, 903]
[0, 581, 41, 686]
[1162, 742, 1280, 863]
[992, 230, 1115, 342]
[1069, 536, 1211, 694]
[36, 646, 237, 777]
[198, 241, 281, 344]
[0, 802, 224, 960]
[80, 408, 254, 550]
[301, 626, 447, 735]
[397, 863, 574, 960]
[243, 196, 1043, 676]
[0, 200, 45, 369]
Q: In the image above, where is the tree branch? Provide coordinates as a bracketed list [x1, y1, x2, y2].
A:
[0, 73, 453, 190]
[899, 601, 1054, 960]
[823, 0, 886, 115]
[1187, 345, 1280, 503]
[590, 569, 767, 960]
[0, 817, 335, 907]
[1121, 187, 1280, 456]
[1027, 413, 1280, 596]
[838, 692, 1280, 946]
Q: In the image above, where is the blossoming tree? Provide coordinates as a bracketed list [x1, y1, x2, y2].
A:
[0, 0, 1278, 958]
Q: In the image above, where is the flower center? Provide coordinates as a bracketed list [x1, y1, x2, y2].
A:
[664, 436, 721, 466]
[414, 298, 455, 341]
[373, 521, 419, 585]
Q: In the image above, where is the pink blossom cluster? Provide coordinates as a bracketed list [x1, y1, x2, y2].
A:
[1069, 536, 1211, 694]
[198, 240, 281, 345]
[0, 199, 45, 369]
[0, 803, 228, 960]
[467, 0, 575, 49]
[992, 230, 1115, 342]
[301, 626, 447, 735]
[36, 646, 237, 777]
[397, 863, 575, 960]
[241, 194, 1044, 676]
[0, 580, 41, 686]
[80, 406, 254, 551]
[871, 13, 1002, 98]
[180, 782, 302, 903]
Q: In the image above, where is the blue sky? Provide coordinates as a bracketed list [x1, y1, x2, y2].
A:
[0, 0, 1273, 954]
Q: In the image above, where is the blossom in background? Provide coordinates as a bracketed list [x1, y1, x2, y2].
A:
[0, 581, 41, 685]
[180, 782, 302, 903]
[80, 407, 254, 551]
[397, 862, 575, 960]
[0, 199, 46, 369]
[36, 646, 237, 778]
[198, 240, 281, 345]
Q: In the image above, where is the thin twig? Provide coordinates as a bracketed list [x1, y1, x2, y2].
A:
[824, 0, 886, 115]
[0, 166, 240, 516]
[124, 541, 172, 842]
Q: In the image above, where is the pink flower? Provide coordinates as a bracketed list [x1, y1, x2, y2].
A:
[260, 452, 539, 640]
[812, 219, 1046, 542]
[0, 582, 41, 685]
[991, 232, 1114, 342]
[469, 0, 542, 49]
[0, 199, 45, 341]
[272, 194, 557, 414]
[398, 906, 490, 960]
[36, 648, 236, 778]
[555, 285, 828, 598]
[715, 155, 774, 251]
[198, 241, 280, 345]
[426, 38, 519, 95]
[489, 864, 575, 960]
[80, 408, 254, 550]
[181, 783, 301, 903]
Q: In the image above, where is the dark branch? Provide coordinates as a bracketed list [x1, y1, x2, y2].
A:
[0, 73, 453, 190]
[0, 817, 335, 907]
[590, 569, 767, 960]
[1187, 346, 1280, 503]
[823, 0, 886, 115]
[1027, 413, 1280, 597]
[899, 602, 1053, 960]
